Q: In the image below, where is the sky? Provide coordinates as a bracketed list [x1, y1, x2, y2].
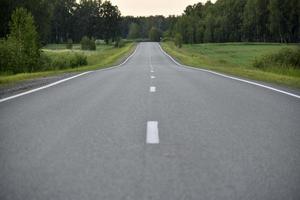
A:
[109, 0, 216, 17]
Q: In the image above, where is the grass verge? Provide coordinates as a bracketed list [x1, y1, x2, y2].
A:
[161, 42, 300, 89]
[0, 43, 136, 86]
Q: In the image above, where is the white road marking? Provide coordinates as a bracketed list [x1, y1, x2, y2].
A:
[108, 44, 139, 68]
[151, 70, 154, 73]
[0, 72, 91, 103]
[147, 121, 159, 144]
[151, 76, 156, 79]
[149, 54, 154, 70]
[0, 44, 140, 103]
[158, 44, 300, 99]
[150, 86, 156, 92]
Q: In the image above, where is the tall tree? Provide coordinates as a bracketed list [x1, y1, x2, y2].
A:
[8, 7, 40, 73]
[243, 0, 258, 41]
[256, 0, 269, 42]
[73, 0, 102, 41]
[0, 0, 13, 38]
[127, 23, 140, 39]
[149, 27, 162, 42]
[101, 1, 121, 43]
[268, 0, 283, 42]
[0, 0, 54, 43]
[51, 0, 77, 43]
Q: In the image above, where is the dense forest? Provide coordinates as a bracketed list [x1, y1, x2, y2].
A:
[0, 0, 122, 44]
[0, 0, 299, 44]
[170, 0, 300, 43]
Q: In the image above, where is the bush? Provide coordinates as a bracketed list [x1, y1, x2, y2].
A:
[81, 36, 96, 50]
[40, 52, 87, 71]
[253, 48, 300, 69]
[66, 39, 73, 49]
[90, 39, 96, 50]
[149, 27, 162, 42]
[71, 53, 88, 67]
[174, 33, 183, 48]
[0, 8, 40, 74]
[10, 8, 40, 73]
[39, 53, 53, 70]
[95, 39, 105, 45]
[161, 37, 172, 42]
[114, 37, 124, 48]
[51, 55, 69, 69]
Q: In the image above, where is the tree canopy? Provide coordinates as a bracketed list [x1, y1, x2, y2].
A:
[171, 0, 300, 43]
[0, 0, 299, 44]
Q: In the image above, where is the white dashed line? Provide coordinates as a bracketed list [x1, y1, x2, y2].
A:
[151, 76, 156, 79]
[150, 86, 156, 92]
[147, 121, 159, 144]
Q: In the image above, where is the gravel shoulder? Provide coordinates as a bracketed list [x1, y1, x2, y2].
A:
[0, 44, 137, 100]
[0, 72, 80, 99]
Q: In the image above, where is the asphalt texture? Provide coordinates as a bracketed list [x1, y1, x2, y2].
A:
[0, 42, 299, 200]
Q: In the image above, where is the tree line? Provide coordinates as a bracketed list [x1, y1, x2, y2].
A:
[120, 0, 300, 44]
[1, 0, 122, 44]
[0, 0, 125, 74]
[168, 0, 300, 44]
[1, 0, 299, 45]
[0, 0, 298, 75]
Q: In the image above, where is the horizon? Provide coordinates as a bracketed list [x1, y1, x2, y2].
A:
[109, 0, 216, 17]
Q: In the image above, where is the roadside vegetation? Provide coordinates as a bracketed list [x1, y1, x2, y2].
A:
[0, 6, 134, 86]
[1, 0, 299, 88]
[0, 42, 134, 85]
[253, 48, 300, 76]
[160, 0, 300, 88]
[162, 42, 300, 88]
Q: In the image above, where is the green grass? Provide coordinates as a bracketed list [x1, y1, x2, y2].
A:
[0, 43, 135, 86]
[43, 44, 82, 50]
[161, 42, 300, 88]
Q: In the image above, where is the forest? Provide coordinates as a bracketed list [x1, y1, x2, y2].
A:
[169, 0, 300, 43]
[1, 0, 299, 44]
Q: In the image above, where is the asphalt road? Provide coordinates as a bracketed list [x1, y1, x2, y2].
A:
[0, 42, 299, 200]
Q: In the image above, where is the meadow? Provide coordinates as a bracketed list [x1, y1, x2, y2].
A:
[162, 42, 300, 88]
[0, 43, 135, 85]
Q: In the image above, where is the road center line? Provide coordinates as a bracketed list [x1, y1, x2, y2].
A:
[147, 121, 159, 144]
[150, 64, 154, 70]
[151, 76, 156, 79]
[150, 86, 156, 92]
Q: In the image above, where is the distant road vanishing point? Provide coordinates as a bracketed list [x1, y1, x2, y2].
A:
[0, 42, 299, 200]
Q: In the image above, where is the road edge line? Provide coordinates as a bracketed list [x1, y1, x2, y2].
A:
[158, 43, 300, 99]
[95, 43, 139, 71]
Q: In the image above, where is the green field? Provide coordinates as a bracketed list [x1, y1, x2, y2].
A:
[162, 42, 300, 88]
[0, 43, 135, 85]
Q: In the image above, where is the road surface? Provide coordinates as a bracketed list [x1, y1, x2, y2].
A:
[0, 42, 299, 200]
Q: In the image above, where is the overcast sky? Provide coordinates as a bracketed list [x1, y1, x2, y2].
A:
[109, 0, 216, 17]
